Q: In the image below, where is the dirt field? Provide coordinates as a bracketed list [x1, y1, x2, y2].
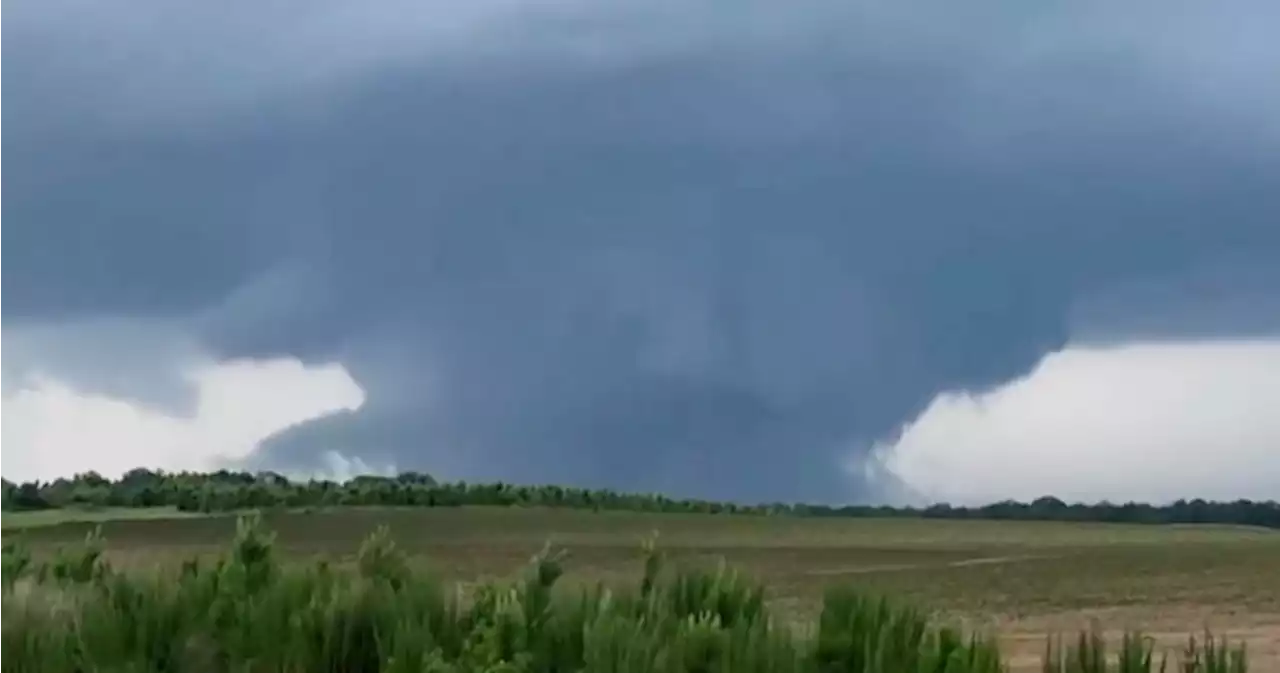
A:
[7, 507, 1279, 671]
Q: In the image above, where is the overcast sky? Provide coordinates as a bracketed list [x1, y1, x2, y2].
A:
[3, 0, 1279, 504]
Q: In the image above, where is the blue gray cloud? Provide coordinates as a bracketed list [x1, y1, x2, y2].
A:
[4, 0, 1279, 501]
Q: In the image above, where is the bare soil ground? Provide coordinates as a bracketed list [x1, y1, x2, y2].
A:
[9, 507, 1278, 671]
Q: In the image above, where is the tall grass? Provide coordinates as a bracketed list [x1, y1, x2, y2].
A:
[0, 515, 1248, 673]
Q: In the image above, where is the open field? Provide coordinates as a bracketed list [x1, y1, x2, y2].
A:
[0, 506, 205, 530]
[7, 506, 1279, 671]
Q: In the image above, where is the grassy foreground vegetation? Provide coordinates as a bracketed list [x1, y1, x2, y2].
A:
[1, 514, 1253, 673]
[5, 468, 1279, 528]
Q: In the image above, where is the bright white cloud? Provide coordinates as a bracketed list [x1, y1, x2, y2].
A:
[874, 340, 1280, 505]
[1, 357, 366, 483]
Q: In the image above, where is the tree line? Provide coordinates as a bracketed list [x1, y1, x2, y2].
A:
[2, 468, 1277, 528]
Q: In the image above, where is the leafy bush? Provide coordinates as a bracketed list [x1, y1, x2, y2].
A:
[0, 515, 1251, 673]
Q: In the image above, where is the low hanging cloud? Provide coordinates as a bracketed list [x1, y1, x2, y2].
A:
[1, 347, 366, 483]
[3, 0, 1279, 502]
[876, 340, 1280, 505]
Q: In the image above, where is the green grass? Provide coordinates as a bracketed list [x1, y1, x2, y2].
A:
[0, 514, 1256, 673]
[4, 507, 1277, 671]
[7, 507, 1277, 609]
[9, 505, 1276, 543]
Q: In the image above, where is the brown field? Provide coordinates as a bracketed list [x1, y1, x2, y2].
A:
[7, 506, 1279, 671]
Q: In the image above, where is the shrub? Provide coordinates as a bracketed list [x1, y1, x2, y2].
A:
[0, 516, 1251, 673]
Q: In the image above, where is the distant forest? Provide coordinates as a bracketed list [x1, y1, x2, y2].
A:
[3, 469, 1277, 529]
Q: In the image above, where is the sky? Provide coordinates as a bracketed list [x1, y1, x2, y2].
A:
[3, 0, 1279, 504]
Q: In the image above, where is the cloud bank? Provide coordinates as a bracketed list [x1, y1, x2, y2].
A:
[1, 345, 366, 483]
[3, 0, 1279, 502]
[876, 341, 1280, 505]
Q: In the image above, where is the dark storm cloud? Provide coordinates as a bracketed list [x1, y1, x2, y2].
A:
[4, 0, 1279, 501]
